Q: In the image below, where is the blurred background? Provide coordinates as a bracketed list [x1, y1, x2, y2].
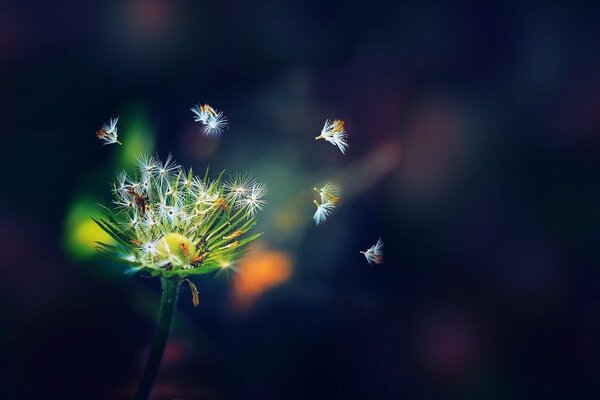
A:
[1, 0, 600, 399]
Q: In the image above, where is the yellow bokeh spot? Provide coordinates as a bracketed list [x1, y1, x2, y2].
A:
[74, 218, 113, 251]
[64, 198, 114, 260]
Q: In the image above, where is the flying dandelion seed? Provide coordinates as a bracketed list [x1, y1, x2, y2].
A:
[314, 183, 341, 205]
[313, 200, 335, 226]
[315, 119, 348, 154]
[360, 238, 384, 265]
[312, 182, 339, 225]
[191, 103, 228, 135]
[204, 111, 228, 135]
[96, 117, 121, 145]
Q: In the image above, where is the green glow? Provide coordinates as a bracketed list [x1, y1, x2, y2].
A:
[118, 107, 155, 169]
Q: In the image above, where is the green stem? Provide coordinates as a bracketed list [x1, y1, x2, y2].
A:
[135, 277, 181, 400]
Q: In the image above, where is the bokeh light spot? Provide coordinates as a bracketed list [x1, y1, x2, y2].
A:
[232, 243, 293, 311]
[64, 198, 114, 260]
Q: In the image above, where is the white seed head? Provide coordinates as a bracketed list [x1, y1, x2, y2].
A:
[97, 154, 267, 275]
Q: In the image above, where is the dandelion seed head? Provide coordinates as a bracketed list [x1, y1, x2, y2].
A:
[96, 154, 266, 277]
[191, 103, 228, 135]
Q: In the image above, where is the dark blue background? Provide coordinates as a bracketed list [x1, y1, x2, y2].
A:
[1, 1, 599, 399]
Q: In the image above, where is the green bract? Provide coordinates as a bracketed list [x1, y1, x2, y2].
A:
[94, 155, 265, 278]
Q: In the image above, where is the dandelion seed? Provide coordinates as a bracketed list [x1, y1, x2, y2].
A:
[239, 182, 267, 218]
[113, 195, 134, 212]
[159, 203, 184, 225]
[139, 177, 152, 195]
[190, 178, 219, 209]
[113, 171, 129, 195]
[140, 238, 160, 258]
[191, 103, 216, 124]
[360, 238, 384, 265]
[191, 103, 228, 135]
[143, 211, 158, 229]
[138, 154, 158, 178]
[224, 173, 256, 204]
[179, 170, 193, 189]
[96, 117, 121, 145]
[204, 111, 227, 135]
[313, 200, 335, 226]
[315, 119, 348, 154]
[156, 153, 179, 181]
[314, 183, 341, 205]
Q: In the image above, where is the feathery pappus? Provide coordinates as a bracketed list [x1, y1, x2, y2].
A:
[314, 183, 341, 205]
[96, 117, 121, 145]
[315, 119, 348, 154]
[191, 103, 228, 135]
[312, 183, 340, 225]
[360, 238, 384, 265]
[313, 200, 335, 226]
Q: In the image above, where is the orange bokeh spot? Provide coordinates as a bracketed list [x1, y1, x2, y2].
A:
[232, 243, 293, 311]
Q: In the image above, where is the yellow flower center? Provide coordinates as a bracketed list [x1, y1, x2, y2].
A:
[156, 233, 196, 266]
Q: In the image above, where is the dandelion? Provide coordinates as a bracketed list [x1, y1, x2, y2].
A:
[96, 117, 121, 145]
[313, 200, 335, 225]
[315, 119, 348, 154]
[95, 153, 265, 276]
[191, 103, 228, 135]
[94, 154, 266, 399]
[314, 183, 341, 205]
[360, 238, 384, 265]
